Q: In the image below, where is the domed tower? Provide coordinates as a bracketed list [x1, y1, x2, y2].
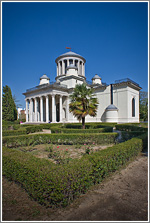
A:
[55, 51, 86, 79]
[39, 74, 50, 85]
[92, 74, 102, 85]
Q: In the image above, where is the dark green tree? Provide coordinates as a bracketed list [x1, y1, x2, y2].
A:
[69, 83, 99, 129]
[139, 91, 148, 121]
[2, 85, 17, 121]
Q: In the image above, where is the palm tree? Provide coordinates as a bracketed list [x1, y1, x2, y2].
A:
[69, 83, 99, 129]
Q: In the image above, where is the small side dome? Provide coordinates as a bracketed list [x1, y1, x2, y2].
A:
[105, 104, 118, 122]
[92, 74, 102, 85]
[105, 104, 118, 110]
[39, 74, 50, 85]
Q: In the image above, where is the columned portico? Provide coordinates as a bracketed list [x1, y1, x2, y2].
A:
[26, 94, 68, 123]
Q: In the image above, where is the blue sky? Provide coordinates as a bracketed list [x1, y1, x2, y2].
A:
[2, 1, 148, 108]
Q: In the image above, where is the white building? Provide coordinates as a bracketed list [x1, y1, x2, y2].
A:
[23, 51, 141, 123]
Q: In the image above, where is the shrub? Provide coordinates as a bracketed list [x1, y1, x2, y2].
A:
[115, 124, 147, 132]
[121, 131, 145, 142]
[26, 125, 43, 134]
[2, 129, 27, 136]
[2, 132, 118, 148]
[63, 123, 116, 129]
[2, 136, 143, 208]
[50, 127, 113, 134]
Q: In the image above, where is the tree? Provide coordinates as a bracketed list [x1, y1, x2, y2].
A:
[139, 91, 148, 121]
[69, 83, 99, 129]
[2, 85, 17, 121]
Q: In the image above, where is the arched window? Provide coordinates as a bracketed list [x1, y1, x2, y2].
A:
[132, 98, 135, 117]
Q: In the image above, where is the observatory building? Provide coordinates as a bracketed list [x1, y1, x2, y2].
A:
[23, 51, 141, 123]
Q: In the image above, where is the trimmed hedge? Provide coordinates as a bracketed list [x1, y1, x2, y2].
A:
[50, 126, 113, 134]
[115, 124, 147, 132]
[2, 132, 118, 148]
[63, 123, 116, 129]
[121, 131, 146, 142]
[2, 129, 27, 136]
[3, 136, 144, 208]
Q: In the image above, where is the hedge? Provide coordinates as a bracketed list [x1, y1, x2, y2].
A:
[2, 132, 118, 148]
[121, 131, 146, 142]
[63, 123, 116, 129]
[115, 124, 147, 132]
[2, 135, 144, 208]
[50, 126, 113, 134]
[2, 129, 27, 137]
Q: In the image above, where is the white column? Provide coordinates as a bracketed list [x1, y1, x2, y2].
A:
[73, 59, 75, 66]
[59, 95, 62, 122]
[67, 59, 69, 66]
[46, 95, 49, 123]
[66, 96, 69, 121]
[29, 99, 33, 122]
[78, 60, 80, 75]
[82, 63, 84, 76]
[58, 62, 61, 75]
[26, 99, 28, 122]
[34, 97, 37, 122]
[40, 96, 43, 122]
[62, 60, 64, 75]
[52, 94, 56, 122]
[57, 63, 58, 76]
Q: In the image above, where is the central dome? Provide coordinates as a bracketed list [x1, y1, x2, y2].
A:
[55, 50, 86, 77]
[55, 51, 86, 63]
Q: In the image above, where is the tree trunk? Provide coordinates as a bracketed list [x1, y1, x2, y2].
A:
[82, 117, 85, 129]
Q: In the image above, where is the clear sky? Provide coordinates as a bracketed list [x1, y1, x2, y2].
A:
[2, 1, 148, 108]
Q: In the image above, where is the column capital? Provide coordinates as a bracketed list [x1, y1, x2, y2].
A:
[51, 93, 56, 97]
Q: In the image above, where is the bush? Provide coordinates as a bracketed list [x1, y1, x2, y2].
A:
[2, 136, 143, 208]
[121, 131, 145, 142]
[26, 125, 43, 134]
[50, 127, 113, 134]
[2, 132, 118, 148]
[2, 129, 27, 136]
[63, 123, 116, 129]
[115, 124, 147, 132]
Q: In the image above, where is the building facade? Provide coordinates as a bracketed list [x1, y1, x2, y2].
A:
[23, 51, 142, 123]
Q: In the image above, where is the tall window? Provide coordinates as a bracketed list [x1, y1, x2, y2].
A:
[132, 98, 135, 117]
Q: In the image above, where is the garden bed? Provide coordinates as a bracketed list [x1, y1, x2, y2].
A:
[15, 143, 114, 164]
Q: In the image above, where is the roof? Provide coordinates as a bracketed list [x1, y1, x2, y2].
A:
[105, 104, 118, 110]
[92, 74, 101, 80]
[55, 51, 86, 63]
[40, 74, 50, 80]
